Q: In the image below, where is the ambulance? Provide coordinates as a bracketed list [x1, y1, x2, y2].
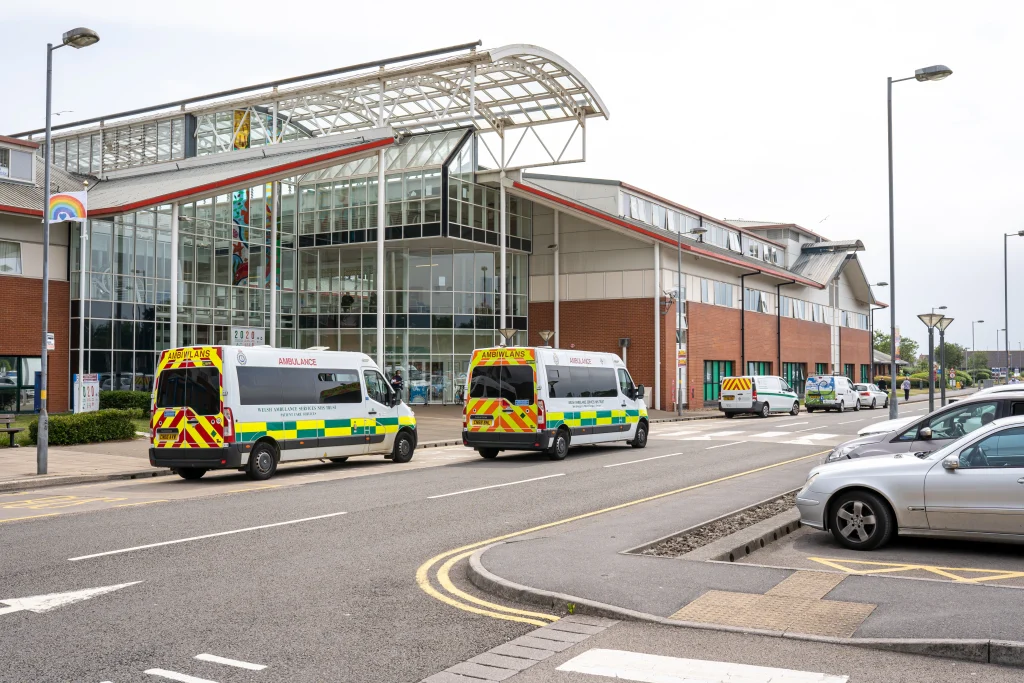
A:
[719, 375, 800, 418]
[149, 346, 417, 480]
[462, 346, 648, 460]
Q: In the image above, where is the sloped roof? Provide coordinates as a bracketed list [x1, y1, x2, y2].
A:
[802, 239, 865, 253]
[0, 159, 90, 218]
[87, 134, 393, 217]
[788, 250, 850, 285]
[874, 349, 909, 366]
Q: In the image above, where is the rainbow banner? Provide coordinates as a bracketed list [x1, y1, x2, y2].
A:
[49, 192, 88, 222]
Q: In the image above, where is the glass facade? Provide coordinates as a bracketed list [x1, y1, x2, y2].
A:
[0, 356, 41, 413]
[68, 130, 532, 403]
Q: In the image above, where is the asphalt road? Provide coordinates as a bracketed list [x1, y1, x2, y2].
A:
[0, 407, 937, 682]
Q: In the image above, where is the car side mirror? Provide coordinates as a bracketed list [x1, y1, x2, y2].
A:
[636, 385, 645, 400]
[919, 427, 933, 440]
[942, 455, 960, 471]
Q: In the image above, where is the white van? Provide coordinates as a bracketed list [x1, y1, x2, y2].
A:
[720, 375, 800, 418]
[149, 346, 417, 480]
[463, 347, 648, 460]
[804, 374, 859, 413]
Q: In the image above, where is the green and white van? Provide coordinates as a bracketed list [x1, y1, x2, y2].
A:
[720, 375, 800, 418]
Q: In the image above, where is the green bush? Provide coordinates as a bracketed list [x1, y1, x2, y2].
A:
[28, 409, 137, 446]
[99, 390, 152, 411]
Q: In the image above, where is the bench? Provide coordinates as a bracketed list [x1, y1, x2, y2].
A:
[0, 414, 23, 447]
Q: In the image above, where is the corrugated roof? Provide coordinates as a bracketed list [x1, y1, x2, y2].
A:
[0, 159, 90, 217]
[802, 239, 864, 253]
[788, 250, 850, 285]
[87, 134, 394, 216]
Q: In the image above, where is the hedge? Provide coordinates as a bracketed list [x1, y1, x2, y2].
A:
[28, 409, 138, 446]
[99, 390, 152, 411]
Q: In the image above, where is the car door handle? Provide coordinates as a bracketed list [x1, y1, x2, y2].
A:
[368, 410, 377, 415]
[621, 402, 627, 407]
[186, 418, 198, 425]
[1018, 478, 1024, 484]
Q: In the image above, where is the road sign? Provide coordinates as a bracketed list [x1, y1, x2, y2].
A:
[230, 326, 265, 347]
[0, 581, 140, 617]
[45, 332, 54, 351]
[677, 348, 687, 367]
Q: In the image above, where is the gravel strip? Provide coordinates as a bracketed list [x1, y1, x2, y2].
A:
[640, 493, 796, 557]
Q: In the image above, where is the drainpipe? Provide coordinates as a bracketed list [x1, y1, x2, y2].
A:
[776, 280, 797, 378]
[738, 271, 761, 373]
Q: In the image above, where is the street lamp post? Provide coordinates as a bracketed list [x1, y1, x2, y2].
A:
[936, 316, 953, 406]
[886, 64, 952, 420]
[37, 27, 100, 476]
[676, 222, 707, 415]
[970, 320, 984, 385]
[918, 312, 945, 412]
[1005, 230, 1024, 383]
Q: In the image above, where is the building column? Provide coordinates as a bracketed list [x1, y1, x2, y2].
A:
[499, 175, 507, 336]
[170, 202, 179, 349]
[553, 210, 560, 348]
[269, 181, 279, 347]
[78, 220, 87, 408]
[653, 242, 661, 410]
[376, 148, 385, 368]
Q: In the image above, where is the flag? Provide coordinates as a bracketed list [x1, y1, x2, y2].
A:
[49, 191, 88, 222]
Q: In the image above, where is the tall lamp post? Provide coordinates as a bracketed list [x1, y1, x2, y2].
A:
[886, 64, 953, 419]
[1004, 230, 1024, 383]
[37, 27, 101, 476]
[868, 281, 888, 385]
[936, 316, 954, 406]
[918, 312, 945, 412]
[969, 319, 984, 385]
[676, 221, 707, 415]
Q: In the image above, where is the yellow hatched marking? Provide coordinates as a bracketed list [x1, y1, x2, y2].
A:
[115, 500, 170, 508]
[1, 495, 129, 510]
[808, 556, 1024, 584]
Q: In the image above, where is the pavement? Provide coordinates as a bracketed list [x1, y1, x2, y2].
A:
[0, 403, 1019, 681]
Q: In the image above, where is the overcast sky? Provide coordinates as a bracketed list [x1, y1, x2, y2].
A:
[7, 1, 1022, 356]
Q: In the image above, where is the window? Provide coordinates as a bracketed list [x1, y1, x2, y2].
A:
[704, 360, 734, 401]
[747, 361, 771, 376]
[714, 282, 733, 307]
[843, 364, 854, 381]
[363, 369, 392, 405]
[236, 367, 311, 405]
[700, 279, 710, 304]
[899, 401, 1000, 441]
[748, 241, 761, 259]
[0, 241, 22, 274]
[591, 368, 618, 397]
[815, 363, 829, 375]
[0, 355, 41, 413]
[745, 289, 769, 313]
[617, 368, 634, 396]
[474, 364, 535, 403]
[317, 370, 361, 403]
[959, 427, 1024, 468]
[860, 364, 870, 383]
[783, 362, 807, 397]
[0, 147, 33, 182]
[727, 232, 741, 253]
[155, 366, 220, 415]
[470, 365, 501, 399]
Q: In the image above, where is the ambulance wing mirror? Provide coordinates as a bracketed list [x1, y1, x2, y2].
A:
[635, 385, 645, 400]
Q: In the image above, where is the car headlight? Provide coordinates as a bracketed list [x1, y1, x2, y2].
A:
[798, 472, 820, 496]
[825, 443, 857, 462]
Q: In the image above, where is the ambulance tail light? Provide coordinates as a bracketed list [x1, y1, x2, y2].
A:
[222, 407, 235, 443]
[537, 400, 546, 430]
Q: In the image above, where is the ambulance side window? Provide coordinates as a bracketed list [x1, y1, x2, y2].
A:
[591, 369, 618, 397]
[363, 370, 391, 404]
[570, 368, 592, 397]
[546, 367, 570, 398]
[617, 369, 634, 396]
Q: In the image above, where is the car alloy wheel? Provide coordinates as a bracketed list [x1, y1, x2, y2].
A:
[870, 399, 876, 409]
[837, 500, 876, 542]
[830, 490, 894, 550]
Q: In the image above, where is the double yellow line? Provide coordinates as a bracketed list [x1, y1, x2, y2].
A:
[416, 451, 827, 625]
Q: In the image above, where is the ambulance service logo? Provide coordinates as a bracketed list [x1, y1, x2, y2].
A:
[237, 351, 247, 365]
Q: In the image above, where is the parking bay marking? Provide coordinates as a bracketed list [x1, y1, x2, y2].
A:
[808, 556, 1024, 584]
[68, 511, 348, 561]
[428, 473, 565, 499]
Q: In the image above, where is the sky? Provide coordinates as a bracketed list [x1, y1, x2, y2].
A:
[6, 1, 1023, 355]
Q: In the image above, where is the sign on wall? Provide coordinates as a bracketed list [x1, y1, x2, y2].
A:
[75, 374, 99, 414]
[230, 326, 265, 347]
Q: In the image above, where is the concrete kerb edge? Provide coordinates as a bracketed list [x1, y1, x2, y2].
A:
[0, 468, 173, 493]
[466, 541, 1024, 668]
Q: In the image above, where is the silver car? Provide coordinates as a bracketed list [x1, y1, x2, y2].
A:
[797, 415, 1024, 550]
[826, 392, 1024, 463]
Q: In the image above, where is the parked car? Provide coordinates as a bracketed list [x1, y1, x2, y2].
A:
[828, 392, 1024, 463]
[719, 375, 800, 418]
[804, 375, 859, 413]
[797, 415, 1024, 550]
[853, 383, 888, 409]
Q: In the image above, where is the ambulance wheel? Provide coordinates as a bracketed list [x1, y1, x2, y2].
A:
[548, 428, 570, 460]
[478, 448, 499, 459]
[329, 457, 348, 464]
[176, 467, 206, 480]
[759, 403, 771, 418]
[790, 401, 800, 416]
[724, 412, 736, 418]
[247, 442, 278, 481]
[807, 407, 815, 413]
[630, 421, 648, 449]
[391, 431, 415, 464]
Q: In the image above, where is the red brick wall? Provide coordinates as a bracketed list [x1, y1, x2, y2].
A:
[0, 275, 70, 412]
[687, 302, 741, 409]
[781, 317, 833, 372]
[840, 328, 871, 379]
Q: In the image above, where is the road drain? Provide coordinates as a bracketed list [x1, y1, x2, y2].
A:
[634, 492, 797, 558]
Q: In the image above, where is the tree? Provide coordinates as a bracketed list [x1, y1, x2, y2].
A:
[873, 331, 919, 362]
[968, 351, 989, 373]
[936, 342, 965, 371]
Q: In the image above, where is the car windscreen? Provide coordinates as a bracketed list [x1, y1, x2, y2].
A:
[155, 367, 220, 415]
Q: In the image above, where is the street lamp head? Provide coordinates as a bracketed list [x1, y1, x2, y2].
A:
[688, 226, 708, 236]
[1017, 230, 1024, 237]
[875, 282, 889, 287]
[62, 27, 100, 49]
[977, 319, 985, 323]
[915, 65, 952, 82]
[937, 305, 947, 310]
[918, 312, 945, 328]
[936, 316, 954, 331]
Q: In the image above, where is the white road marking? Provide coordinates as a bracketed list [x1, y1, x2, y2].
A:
[69, 512, 349, 561]
[144, 670, 217, 683]
[195, 654, 266, 671]
[427, 474, 565, 499]
[837, 419, 864, 424]
[749, 431, 790, 438]
[771, 421, 808, 428]
[0, 582, 141, 615]
[604, 453, 683, 468]
[870, 414, 891, 419]
[705, 441, 745, 449]
[702, 430, 745, 437]
[652, 429, 698, 437]
[556, 648, 849, 683]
